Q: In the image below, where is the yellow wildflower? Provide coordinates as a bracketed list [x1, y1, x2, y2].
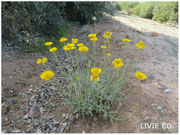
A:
[45, 42, 53, 46]
[122, 38, 131, 43]
[90, 37, 98, 42]
[49, 47, 57, 52]
[103, 32, 112, 39]
[88, 33, 96, 38]
[112, 58, 124, 68]
[60, 38, 68, 42]
[101, 46, 107, 49]
[64, 44, 76, 51]
[77, 43, 84, 47]
[135, 72, 146, 80]
[134, 105, 139, 109]
[37, 58, 42, 64]
[72, 38, 78, 44]
[42, 57, 48, 64]
[91, 67, 102, 74]
[77, 77, 80, 80]
[104, 41, 107, 43]
[107, 53, 111, 57]
[136, 40, 146, 49]
[63, 46, 68, 51]
[40, 70, 54, 81]
[78, 46, 89, 52]
[90, 73, 100, 82]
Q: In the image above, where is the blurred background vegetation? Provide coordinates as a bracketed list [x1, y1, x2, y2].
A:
[2, 2, 116, 51]
[2, 1, 178, 53]
[116, 1, 178, 23]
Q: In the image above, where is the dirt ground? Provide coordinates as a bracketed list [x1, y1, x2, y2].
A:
[1, 12, 178, 133]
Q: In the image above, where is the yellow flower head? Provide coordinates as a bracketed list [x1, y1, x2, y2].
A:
[72, 38, 78, 44]
[88, 61, 90, 63]
[63, 46, 68, 51]
[45, 42, 53, 46]
[49, 47, 57, 52]
[101, 46, 107, 49]
[88, 33, 96, 38]
[122, 38, 131, 43]
[40, 70, 54, 81]
[37, 58, 42, 64]
[103, 32, 112, 39]
[42, 57, 48, 64]
[60, 38, 68, 42]
[134, 105, 139, 109]
[77, 77, 80, 80]
[104, 41, 107, 43]
[90, 73, 99, 82]
[112, 58, 124, 68]
[136, 40, 146, 49]
[135, 72, 146, 80]
[65, 44, 76, 51]
[78, 46, 89, 52]
[91, 67, 102, 75]
[107, 53, 111, 57]
[90, 37, 98, 42]
[77, 43, 84, 47]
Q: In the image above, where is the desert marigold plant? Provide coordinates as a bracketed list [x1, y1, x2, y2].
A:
[37, 17, 147, 121]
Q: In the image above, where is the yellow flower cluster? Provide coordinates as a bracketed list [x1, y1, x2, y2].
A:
[72, 38, 78, 44]
[103, 32, 112, 39]
[45, 42, 53, 46]
[90, 67, 102, 82]
[107, 53, 111, 57]
[135, 72, 146, 80]
[63, 44, 76, 51]
[40, 70, 54, 81]
[37, 57, 48, 64]
[60, 38, 68, 42]
[90, 37, 98, 42]
[112, 58, 124, 68]
[101, 46, 107, 49]
[88, 33, 96, 38]
[78, 46, 89, 52]
[136, 40, 146, 49]
[77, 43, 84, 47]
[49, 47, 57, 52]
[122, 38, 131, 43]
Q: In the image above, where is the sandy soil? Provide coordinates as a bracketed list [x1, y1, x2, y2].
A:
[1, 13, 178, 133]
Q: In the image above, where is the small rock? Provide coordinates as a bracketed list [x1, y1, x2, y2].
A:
[40, 107, 45, 113]
[62, 113, 66, 118]
[164, 89, 172, 94]
[12, 129, 21, 133]
[158, 86, 163, 89]
[33, 119, 39, 127]
[52, 120, 59, 125]
[157, 106, 162, 110]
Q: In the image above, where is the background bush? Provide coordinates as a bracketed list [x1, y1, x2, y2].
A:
[2, 2, 114, 47]
[116, 2, 178, 23]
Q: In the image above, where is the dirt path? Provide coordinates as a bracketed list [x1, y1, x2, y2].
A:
[107, 12, 178, 38]
[2, 14, 178, 133]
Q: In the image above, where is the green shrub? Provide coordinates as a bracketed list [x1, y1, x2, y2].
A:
[138, 2, 156, 19]
[152, 2, 178, 23]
